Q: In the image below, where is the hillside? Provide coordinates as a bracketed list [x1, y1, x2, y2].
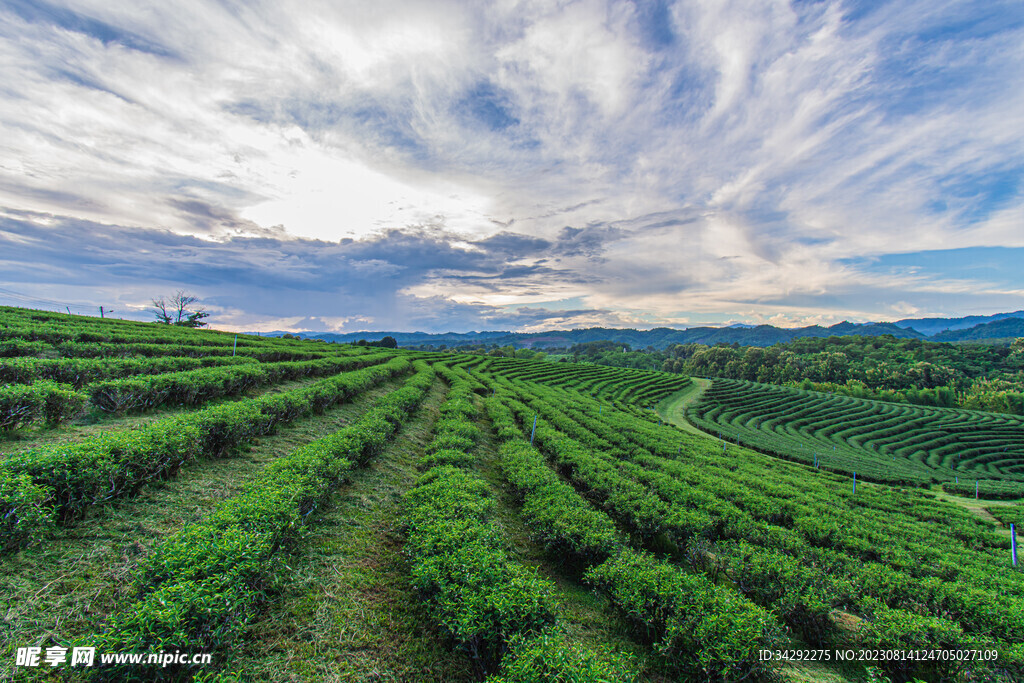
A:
[2, 306, 1023, 682]
[931, 317, 1024, 341]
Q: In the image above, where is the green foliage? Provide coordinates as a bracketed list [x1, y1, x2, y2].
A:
[404, 466, 558, 670]
[672, 334, 1024, 415]
[4, 306, 1023, 681]
[0, 471, 55, 552]
[402, 365, 558, 673]
[0, 380, 86, 430]
[0, 382, 46, 430]
[942, 479, 1024, 500]
[484, 355, 689, 406]
[487, 632, 639, 683]
[86, 352, 391, 413]
[961, 378, 1024, 414]
[0, 354, 257, 388]
[856, 599, 973, 681]
[585, 549, 781, 681]
[354, 336, 399, 348]
[986, 504, 1024, 527]
[459, 364, 1024, 682]
[486, 390, 625, 565]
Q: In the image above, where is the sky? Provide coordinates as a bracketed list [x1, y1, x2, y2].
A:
[1, 0, 1022, 333]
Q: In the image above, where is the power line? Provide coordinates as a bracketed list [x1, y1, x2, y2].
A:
[0, 285, 101, 316]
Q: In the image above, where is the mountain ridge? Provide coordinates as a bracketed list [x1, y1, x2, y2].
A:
[896, 310, 1024, 336]
[257, 311, 1024, 350]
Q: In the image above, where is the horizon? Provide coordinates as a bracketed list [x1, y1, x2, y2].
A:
[263, 314, 1020, 337]
[1, 0, 1022, 333]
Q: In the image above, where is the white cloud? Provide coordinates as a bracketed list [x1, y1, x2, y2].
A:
[1, 0, 1022, 330]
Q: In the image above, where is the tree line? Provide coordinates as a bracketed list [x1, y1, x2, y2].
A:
[669, 336, 1024, 414]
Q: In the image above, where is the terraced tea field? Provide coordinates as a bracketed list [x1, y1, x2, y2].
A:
[2, 306, 1022, 682]
[688, 378, 1024, 495]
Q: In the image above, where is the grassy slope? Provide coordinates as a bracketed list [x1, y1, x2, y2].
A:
[232, 383, 665, 681]
[930, 485, 1017, 539]
[10, 335, 1013, 683]
[657, 376, 1024, 679]
[662, 378, 1022, 539]
[683, 379, 1024, 487]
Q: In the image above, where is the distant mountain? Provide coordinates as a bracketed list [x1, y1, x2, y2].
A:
[270, 321, 924, 350]
[263, 311, 1024, 350]
[261, 330, 512, 345]
[929, 317, 1024, 342]
[895, 310, 1024, 337]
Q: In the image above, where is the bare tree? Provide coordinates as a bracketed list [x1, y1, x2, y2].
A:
[152, 290, 210, 327]
[152, 297, 172, 324]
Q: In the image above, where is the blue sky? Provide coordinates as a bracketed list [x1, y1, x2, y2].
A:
[1, 0, 1022, 332]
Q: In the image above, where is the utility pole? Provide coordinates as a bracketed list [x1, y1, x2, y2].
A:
[100, 306, 114, 319]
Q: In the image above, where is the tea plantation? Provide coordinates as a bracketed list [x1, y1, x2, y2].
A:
[2, 306, 1021, 682]
[688, 378, 1024, 495]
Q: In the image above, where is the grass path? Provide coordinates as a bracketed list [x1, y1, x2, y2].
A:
[229, 379, 477, 682]
[930, 485, 1017, 538]
[655, 378, 711, 437]
[0, 378, 406, 676]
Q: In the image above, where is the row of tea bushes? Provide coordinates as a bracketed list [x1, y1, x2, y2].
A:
[86, 362, 437, 677]
[0, 381, 86, 431]
[0, 356, 410, 551]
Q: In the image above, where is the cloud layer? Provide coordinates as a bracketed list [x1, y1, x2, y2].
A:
[1, 0, 1022, 331]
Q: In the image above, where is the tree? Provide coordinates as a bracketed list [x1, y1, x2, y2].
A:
[152, 291, 210, 327]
